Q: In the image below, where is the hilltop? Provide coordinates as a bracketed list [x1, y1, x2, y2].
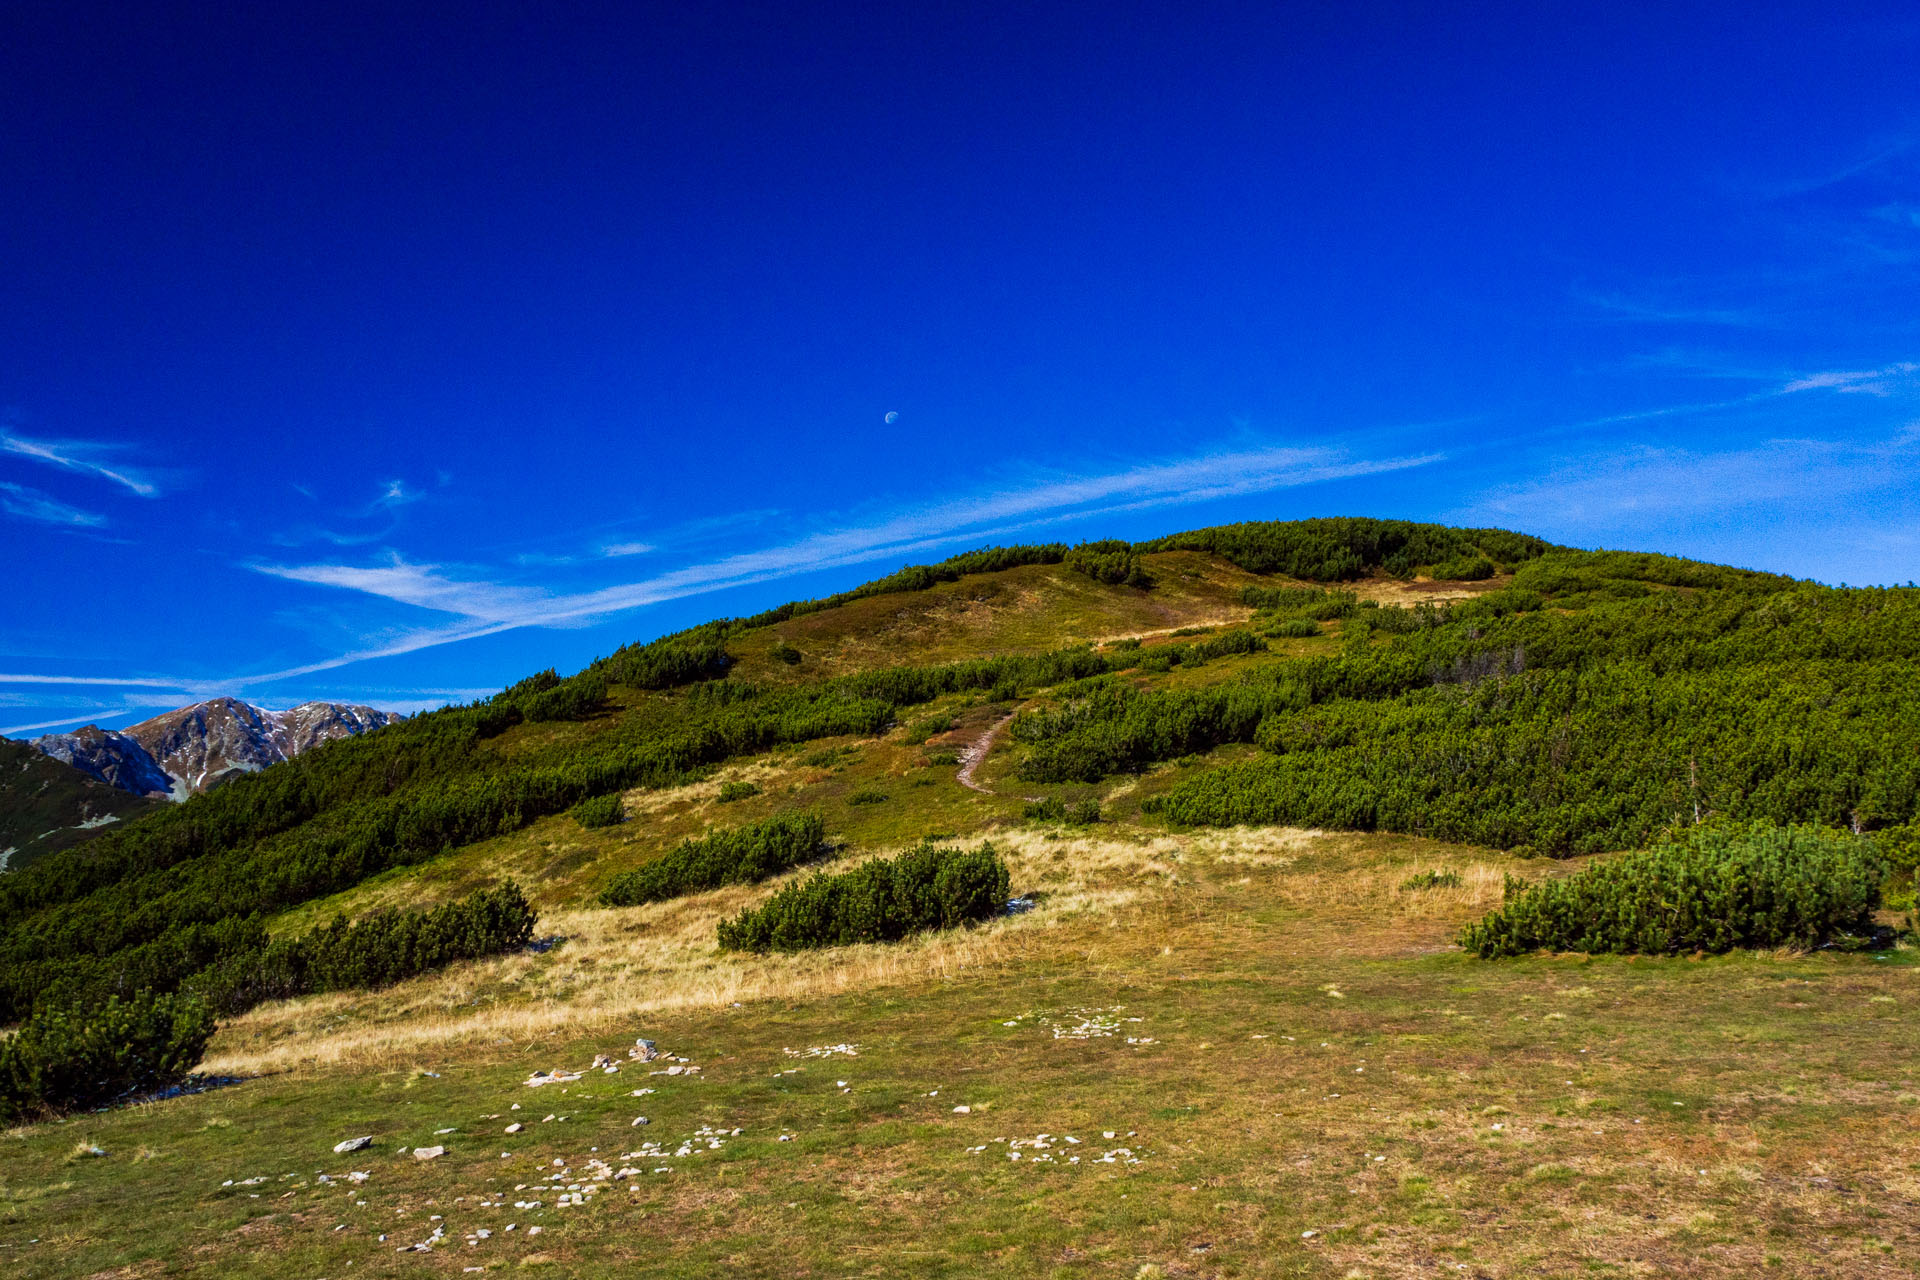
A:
[2, 516, 1917, 1279]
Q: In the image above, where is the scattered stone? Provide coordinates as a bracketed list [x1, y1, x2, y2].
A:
[526, 1069, 583, 1088]
[334, 1136, 373, 1154]
[505, 1123, 523, 1134]
[953, 1105, 971, 1114]
[413, 1146, 446, 1161]
[631, 1039, 658, 1062]
[631, 1116, 649, 1126]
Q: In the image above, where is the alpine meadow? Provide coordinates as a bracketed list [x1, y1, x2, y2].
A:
[2, 517, 1917, 1278]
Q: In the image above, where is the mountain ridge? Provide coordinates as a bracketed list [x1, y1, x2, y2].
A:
[30, 697, 400, 802]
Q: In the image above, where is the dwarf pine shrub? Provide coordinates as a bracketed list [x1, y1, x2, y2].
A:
[716, 840, 1009, 953]
[0, 990, 214, 1121]
[1064, 539, 1149, 587]
[192, 883, 538, 1014]
[599, 812, 826, 907]
[717, 780, 760, 802]
[1459, 823, 1883, 958]
[1268, 618, 1321, 638]
[572, 792, 625, 828]
[1023, 797, 1101, 825]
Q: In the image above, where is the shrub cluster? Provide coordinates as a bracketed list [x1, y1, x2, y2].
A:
[1142, 518, 1552, 582]
[598, 813, 826, 907]
[192, 883, 537, 1015]
[1459, 824, 1883, 957]
[717, 840, 1010, 952]
[593, 638, 734, 690]
[1024, 797, 1101, 825]
[503, 670, 608, 722]
[908, 714, 954, 743]
[1025, 558, 1920, 854]
[572, 793, 625, 827]
[1431, 554, 1496, 581]
[717, 780, 760, 802]
[1065, 540, 1149, 587]
[0, 990, 214, 1121]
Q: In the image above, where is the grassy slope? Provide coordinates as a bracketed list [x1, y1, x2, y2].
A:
[0, 737, 158, 870]
[5, 552, 1916, 1278]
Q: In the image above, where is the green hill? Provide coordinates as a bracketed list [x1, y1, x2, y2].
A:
[0, 736, 158, 870]
[3, 516, 1917, 1279]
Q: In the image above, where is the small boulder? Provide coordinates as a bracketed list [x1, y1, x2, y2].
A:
[334, 1136, 374, 1154]
[630, 1038, 658, 1062]
[505, 1123, 523, 1134]
[413, 1145, 446, 1161]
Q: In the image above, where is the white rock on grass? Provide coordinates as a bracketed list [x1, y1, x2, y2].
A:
[413, 1146, 446, 1161]
[333, 1136, 373, 1154]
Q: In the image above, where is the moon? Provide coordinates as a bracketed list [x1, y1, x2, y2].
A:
[884, 410, 899, 424]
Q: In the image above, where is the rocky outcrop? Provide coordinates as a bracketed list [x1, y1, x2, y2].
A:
[30, 724, 175, 797]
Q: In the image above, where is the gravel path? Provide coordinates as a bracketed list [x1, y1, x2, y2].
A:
[955, 710, 1019, 795]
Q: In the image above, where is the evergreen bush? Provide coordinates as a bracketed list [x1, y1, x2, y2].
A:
[0, 990, 213, 1121]
[190, 883, 537, 1015]
[1459, 824, 1882, 957]
[1065, 540, 1149, 586]
[572, 793, 625, 827]
[598, 812, 826, 907]
[716, 840, 1009, 952]
[1431, 554, 1497, 581]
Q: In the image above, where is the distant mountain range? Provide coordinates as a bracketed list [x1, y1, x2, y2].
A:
[30, 698, 401, 802]
[2, 697, 399, 871]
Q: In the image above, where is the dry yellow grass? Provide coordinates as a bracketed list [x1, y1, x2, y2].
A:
[204, 824, 1203, 1077]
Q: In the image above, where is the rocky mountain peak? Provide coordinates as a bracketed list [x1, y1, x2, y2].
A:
[31, 698, 400, 801]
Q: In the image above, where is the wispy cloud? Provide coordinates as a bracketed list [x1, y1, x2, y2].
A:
[252, 554, 550, 621]
[1462, 429, 1920, 531]
[1761, 133, 1918, 201]
[0, 672, 206, 690]
[238, 443, 1440, 683]
[602, 541, 655, 558]
[1574, 290, 1771, 328]
[0, 430, 160, 497]
[1780, 362, 1919, 396]
[273, 476, 432, 548]
[0, 481, 106, 527]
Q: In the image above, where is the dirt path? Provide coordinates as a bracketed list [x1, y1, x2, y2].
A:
[955, 710, 1019, 795]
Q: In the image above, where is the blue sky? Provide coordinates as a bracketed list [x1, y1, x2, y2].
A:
[4, 1, 1918, 734]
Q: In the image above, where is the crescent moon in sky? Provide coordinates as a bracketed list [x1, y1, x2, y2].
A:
[884, 410, 899, 424]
